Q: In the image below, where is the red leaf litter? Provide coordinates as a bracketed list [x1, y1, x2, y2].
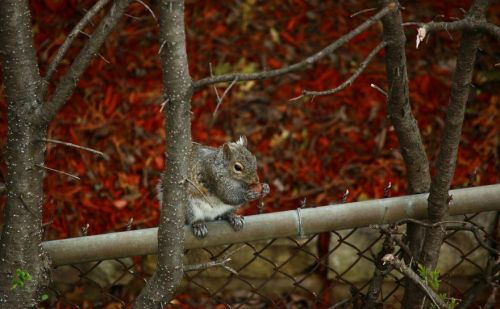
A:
[0, 0, 498, 240]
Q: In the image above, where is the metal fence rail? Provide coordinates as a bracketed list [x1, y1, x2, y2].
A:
[43, 184, 500, 308]
[44, 184, 500, 266]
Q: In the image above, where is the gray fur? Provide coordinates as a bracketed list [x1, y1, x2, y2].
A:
[158, 139, 266, 238]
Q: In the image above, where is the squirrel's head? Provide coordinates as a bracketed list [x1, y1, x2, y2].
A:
[221, 136, 259, 185]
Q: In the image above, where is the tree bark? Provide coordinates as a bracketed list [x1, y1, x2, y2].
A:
[420, 0, 490, 278]
[378, 1, 432, 307]
[0, 1, 131, 307]
[133, 0, 192, 307]
[402, 0, 490, 308]
[0, 1, 49, 307]
[34, 0, 132, 124]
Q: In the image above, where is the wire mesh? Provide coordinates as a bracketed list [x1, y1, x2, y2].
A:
[45, 211, 498, 308]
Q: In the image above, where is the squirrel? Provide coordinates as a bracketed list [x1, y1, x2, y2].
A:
[158, 136, 270, 238]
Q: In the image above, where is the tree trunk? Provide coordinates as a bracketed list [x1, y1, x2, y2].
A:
[0, 1, 49, 307]
[412, 1, 490, 308]
[133, 0, 192, 307]
[0, 0, 131, 306]
[378, 1, 432, 307]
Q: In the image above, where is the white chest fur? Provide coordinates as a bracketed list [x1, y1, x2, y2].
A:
[189, 196, 237, 221]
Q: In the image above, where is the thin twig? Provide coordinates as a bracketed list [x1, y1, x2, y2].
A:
[184, 245, 245, 274]
[135, 0, 157, 20]
[371, 225, 413, 258]
[213, 78, 238, 117]
[43, 0, 112, 93]
[209, 62, 222, 104]
[290, 41, 387, 101]
[330, 298, 351, 308]
[183, 257, 236, 274]
[350, 7, 377, 18]
[35, 164, 80, 180]
[41, 138, 104, 157]
[78, 30, 91, 38]
[97, 53, 110, 64]
[370, 83, 388, 96]
[158, 40, 166, 54]
[446, 225, 499, 255]
[34, 0, 132, 125]
[382, 254, 447, 309]
[193, 4, 396, 89]
[396, 217, 497, 254]
[403, 19, 500, 44]
[159, 99, 168, 112]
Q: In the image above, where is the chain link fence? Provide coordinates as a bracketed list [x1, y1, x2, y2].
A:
[45, 208, 498, 308]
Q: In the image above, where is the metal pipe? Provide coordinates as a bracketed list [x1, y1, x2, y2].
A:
[43, 184, 500, 266]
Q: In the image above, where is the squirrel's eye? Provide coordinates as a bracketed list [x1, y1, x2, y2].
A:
[234, 163, 243, 173]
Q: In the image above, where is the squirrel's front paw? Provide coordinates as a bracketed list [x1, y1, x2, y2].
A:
[192, 221, 208, 238]
[245, 190, 260, 201]
[227, 214, 244, 231]
[261, 183, 270, 197]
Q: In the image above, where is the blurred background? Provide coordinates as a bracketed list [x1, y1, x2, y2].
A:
[0, 0, 498, 243]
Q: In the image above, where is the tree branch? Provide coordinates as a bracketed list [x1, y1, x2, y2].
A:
[371, 224, 413, 258]
[397, 218, 498, 255]
[421, 0, 490, 270]
[33, 0, 132, 125]
[41, 138, 105, 157]
[0, 1, 49, 306]
[133, 0, 192, 307]
[382, 254, 448, 309]
[364, 233, 395, 308]
[193, 3, 397, 89]
[35, 164, 80, 180]
[379, 1, 432, 306]
[183, 257, 237, 274]
[405, 19, 500, 47]
[42, 0, 112, 95]
[290, 41, 387, 100]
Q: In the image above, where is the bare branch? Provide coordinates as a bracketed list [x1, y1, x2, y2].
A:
[379, 1, 432, 306]
[193, 4, 397, 89]
[404, 19, 500, 44]
[183, 257, 237, 274]
[134, 0, 191, 307]
[185, 244, 245, 273]
[330, 298, 351, 308]
[135, 0, 157, 21]
[421, 0, 491, 271]
[364, 234, 395, 308]
[396, 218, 498, 255]
[213, 78, 238, 117]
[371, 225, 412, 258]
[43, 0, 111, 93]
[290, 41, 387, 101]
[34, 0, 132, 125]
[35, 164, 80, 180]
[370, 83, 388, 96]
[350, 8, 377, 18]
[41, 138, 104, 157]
[159, 98, 168, 112]
[382, 254, 448, 309]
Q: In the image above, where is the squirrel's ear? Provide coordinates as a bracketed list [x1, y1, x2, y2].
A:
[236, 136, 248, 147]
[223, 143, 233, 161]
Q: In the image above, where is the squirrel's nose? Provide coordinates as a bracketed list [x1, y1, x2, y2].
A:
[251, 175, 260, 184]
